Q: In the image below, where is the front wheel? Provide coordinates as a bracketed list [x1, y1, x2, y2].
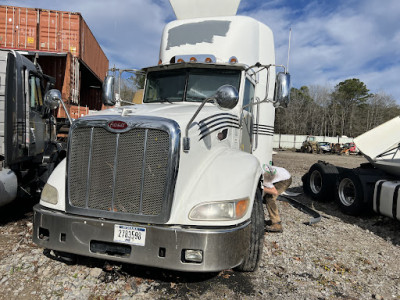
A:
[235, 188, 264, 272]
[336, 170, 365, 215]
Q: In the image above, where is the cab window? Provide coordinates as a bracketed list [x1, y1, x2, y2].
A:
[243, 78, 255, 112]
[29, 76, 43, 110]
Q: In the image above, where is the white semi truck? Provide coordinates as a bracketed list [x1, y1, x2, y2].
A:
[32, 0, 290, 272]
[0, 49, 65, 206]
[303, 116, 400, 220]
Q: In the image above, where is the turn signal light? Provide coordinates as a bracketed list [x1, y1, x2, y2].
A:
[235, 199, 249, 218]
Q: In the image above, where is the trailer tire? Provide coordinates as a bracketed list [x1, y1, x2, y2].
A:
[336, 170, 365, 215]
[303, 162, 339, 202]
[235, 188, 264, 272]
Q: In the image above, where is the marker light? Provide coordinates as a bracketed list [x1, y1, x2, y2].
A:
[177, 58, 184, 63]
[229, 56, 238, 64]
[158, 59, 162, 65]
[190, 57, 197, 62]
[205, 57, 212, 63]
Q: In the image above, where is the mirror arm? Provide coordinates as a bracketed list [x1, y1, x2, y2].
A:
[58, 99, 73, 124]
[118, 99, 136, 106]
[183, 96, 214, 153]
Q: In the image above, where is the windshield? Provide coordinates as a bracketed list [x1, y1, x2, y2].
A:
[143, 68, 241, 103]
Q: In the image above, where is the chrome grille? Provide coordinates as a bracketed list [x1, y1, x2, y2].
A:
[68, 125, 171, 219]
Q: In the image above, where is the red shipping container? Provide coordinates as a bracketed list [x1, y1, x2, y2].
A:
[0, 6, 38, 50]
[0, 5, 108, 82]
[39, 10, 80, 55]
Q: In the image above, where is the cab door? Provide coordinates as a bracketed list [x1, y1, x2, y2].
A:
[28, 74, 47, 157]
[240, 78, 255, 153]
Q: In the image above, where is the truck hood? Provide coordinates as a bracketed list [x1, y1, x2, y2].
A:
[90, 103, 237, 130]
[354, 116, 400, 176]
[354, 116, 400, 161]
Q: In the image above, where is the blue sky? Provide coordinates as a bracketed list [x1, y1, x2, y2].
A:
[3, 0, 400, 103]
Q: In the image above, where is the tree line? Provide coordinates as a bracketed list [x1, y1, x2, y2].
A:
[275, 78, 400, 138]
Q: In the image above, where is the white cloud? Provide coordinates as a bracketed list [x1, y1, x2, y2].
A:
[241, 0, 400, 102]
[4, 0, 400, 102]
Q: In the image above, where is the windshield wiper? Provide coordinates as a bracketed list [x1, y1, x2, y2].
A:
[187, 96, 214, 103]
[155, 98, 173, 104]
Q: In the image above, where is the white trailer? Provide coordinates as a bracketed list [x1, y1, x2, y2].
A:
[32, 0, 290, 272]
[303, 116, 400, 220]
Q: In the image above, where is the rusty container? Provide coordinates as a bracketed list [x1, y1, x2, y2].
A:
[0, 6, 38, 50]
[0, 5, 108, 82]
[0, 5, 108, 118]
[38, 9, 108, 81]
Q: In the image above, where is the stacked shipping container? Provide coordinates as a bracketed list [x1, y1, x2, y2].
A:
[0, 5, 109, 117]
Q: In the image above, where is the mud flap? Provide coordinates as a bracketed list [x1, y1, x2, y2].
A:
[278, 195, 321, 225]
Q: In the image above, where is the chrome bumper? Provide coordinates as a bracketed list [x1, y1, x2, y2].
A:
[33, 205, 251, 272]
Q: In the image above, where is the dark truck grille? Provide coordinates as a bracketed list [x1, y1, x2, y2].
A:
[67, 118, 179, 223]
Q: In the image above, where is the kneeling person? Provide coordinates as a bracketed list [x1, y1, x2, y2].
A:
[262, 164, 292, 233]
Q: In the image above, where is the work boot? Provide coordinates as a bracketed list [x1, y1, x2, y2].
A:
[265, 220, 273, 226]
[265, 222, 283, 233]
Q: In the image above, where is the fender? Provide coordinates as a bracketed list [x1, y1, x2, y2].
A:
[168, 148, 263, 226]
[39, 158, 66, 211]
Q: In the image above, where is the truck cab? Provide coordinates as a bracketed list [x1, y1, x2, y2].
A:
[0, 49, 63, 206]
[32, 1, 290, 272]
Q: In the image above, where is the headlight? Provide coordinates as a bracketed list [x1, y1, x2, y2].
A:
[41, 183, 58, 205]
[189, 198, 249, 221]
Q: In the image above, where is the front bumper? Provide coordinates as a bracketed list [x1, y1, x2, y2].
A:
[33, 205, 251, 272]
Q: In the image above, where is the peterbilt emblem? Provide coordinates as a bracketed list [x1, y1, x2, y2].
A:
[108, 120, 128, 130]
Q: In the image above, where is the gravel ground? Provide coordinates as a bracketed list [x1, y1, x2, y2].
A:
[0, 150, 399, 299]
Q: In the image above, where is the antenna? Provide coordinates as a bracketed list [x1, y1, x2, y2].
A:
[286, 28, 292, 73]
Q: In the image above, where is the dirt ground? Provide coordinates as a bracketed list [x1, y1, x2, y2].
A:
[0, 150, 399, 299]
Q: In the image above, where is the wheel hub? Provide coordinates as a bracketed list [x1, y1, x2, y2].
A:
[338, 178, 356, 206]
[310, 170, 322, 194]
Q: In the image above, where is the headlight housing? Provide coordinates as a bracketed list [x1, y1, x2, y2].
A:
[41, 183, 59, 205]
[189, 198, 249, 221]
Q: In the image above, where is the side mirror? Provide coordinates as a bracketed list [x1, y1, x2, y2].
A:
[102, 75, 116, 106]
[214, 85, 239, 110]
[274, 72, 290, 108]
[44, 89, 61, 110]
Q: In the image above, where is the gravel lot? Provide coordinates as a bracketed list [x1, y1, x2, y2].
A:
[0, 150, 399, 299]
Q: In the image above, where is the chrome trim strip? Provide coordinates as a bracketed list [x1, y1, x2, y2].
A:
[139, 129, 148, 214]
[254, 124, 274, 129]
[198, 112, 238, 126]
[199, 116, 239, 131]
[111, 133, 120, 211]
[199, 124, 240, 141]
[253, 124, 274, 136]
[199, 120, 239, 136]
[85, 127, 94, 209]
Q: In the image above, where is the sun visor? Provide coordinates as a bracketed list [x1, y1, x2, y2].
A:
[169, 0, 240, 20]
[354, 116, 400, 161]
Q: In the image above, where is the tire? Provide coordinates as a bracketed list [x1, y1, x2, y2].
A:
[302, 162, 339, 202]
[235, 188, 264, 272]
[336, 170, 365, 215]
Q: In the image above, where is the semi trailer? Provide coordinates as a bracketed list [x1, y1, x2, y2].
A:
[303, 116, 400, 220]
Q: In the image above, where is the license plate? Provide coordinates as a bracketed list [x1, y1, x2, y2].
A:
[113, 225, 146, 246]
